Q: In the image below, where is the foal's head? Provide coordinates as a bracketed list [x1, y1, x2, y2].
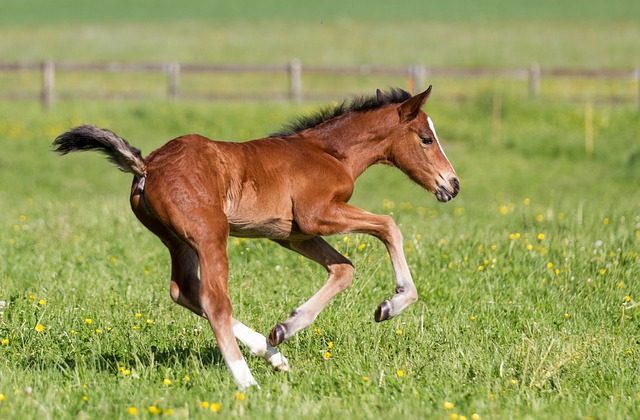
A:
[382, 86, 459, 202]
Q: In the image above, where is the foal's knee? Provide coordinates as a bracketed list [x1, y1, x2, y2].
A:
[330, 262, 354, 291]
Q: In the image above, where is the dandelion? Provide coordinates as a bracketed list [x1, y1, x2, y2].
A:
[357, 243, 367, 252]
[395, 328, 403, 335]
[19, 214, 28, 222]
[624, 295, 632, 303]
[322, 351, 331, 360]
[526, 244, 534, 251]
[84, 318, 93, 325]
[164, 408, 174, 416]
[444, 401, 455, 410]
[82, 395, 89, 402]
[146, 319, 154, 325]
[477, 265, 485, 272]
[396, 369, 405, 378]
[210, 402, 222, 413]
[472, 414, 481, 420]
[28, 293, 36, 301]
[234, 391, 246, 401]
[537, 233, 545, 241]
[499, 205, 510, 215]
[450, 414, 459, 420]
[313, 327, 321, 336]
[554, 268, 560, 276]
[523, 198, 531, 206]
[469, 315, 477, 321]
[459, 416, 468, 420]
[327, 341, 334, 349]
[199, 401, 210, 409]
[35, 323, 45, 332]
[37, 299, 46, 306]
[135, 313, 142, 318]
[183, 375, 190, 382]
[603, 217, 609, 225]
[148, 405, 161, 415]
[546, 262, 554, 269]
[535, 214, 544, 222]
[95, 328, 102, 334]
[1, 338, 9, 346]
[163, 378, 172, 386]
[111, 256, 119, 264]
[362, 376, 369, 382]
[617, 281, 625, 289]
[564, 313, 572, 319]
[598, 268, 607, 276]
[0, 393, 5, 402]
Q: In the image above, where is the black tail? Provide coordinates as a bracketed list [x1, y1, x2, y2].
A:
[53, 125, 147, 177]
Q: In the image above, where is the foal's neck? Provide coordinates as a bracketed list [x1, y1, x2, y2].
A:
[305, 111, 393, 180]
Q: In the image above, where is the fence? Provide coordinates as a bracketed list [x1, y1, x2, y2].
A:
[0, 60, 639, 110]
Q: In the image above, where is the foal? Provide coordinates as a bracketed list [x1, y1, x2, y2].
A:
[53, 87, 459, 389]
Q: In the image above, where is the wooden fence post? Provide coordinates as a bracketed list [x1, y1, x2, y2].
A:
[635, 68, 640, 110]
[288, 59, 302, 103]
[167, 62, 180, 99]
[584, 102, 594, 157]
[411, 64, 426, 94]
[528, 63, 540, 99]
[41, 60, 55, 110]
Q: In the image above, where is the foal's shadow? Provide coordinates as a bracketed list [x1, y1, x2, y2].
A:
[29, 345, 225, 373]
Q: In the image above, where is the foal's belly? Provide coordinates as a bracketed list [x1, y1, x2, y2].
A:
[228, 216, 309, 240]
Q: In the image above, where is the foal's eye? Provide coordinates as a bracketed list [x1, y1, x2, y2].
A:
[420, 136, 433, 146]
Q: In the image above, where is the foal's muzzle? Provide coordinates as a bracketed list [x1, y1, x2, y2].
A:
[435, 177, 460, 202]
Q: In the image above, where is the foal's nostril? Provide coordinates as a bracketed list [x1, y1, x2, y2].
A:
[450, 177, 460, 195]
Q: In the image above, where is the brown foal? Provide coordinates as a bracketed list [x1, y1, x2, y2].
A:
[53, 86, 459, 388]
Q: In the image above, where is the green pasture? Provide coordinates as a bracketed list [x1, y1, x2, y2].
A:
[1, 1, 640, 419]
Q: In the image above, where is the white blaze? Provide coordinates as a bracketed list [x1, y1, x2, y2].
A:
[427, 116, 451, 164]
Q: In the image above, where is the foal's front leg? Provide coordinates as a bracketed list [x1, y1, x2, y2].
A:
[299, 203, 418, 323]
[268, 237, 354, 346]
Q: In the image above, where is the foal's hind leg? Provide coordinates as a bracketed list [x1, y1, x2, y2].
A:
[268, 237, 354, 346]
[167, 238, 289, 372]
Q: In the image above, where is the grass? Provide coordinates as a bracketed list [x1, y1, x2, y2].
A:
[0, 97, 639, 419]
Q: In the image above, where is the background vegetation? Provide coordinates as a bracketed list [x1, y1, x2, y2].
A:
[0, 1, 639, 418]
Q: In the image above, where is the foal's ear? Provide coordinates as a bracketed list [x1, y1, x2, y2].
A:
[399, 85, 432, 122]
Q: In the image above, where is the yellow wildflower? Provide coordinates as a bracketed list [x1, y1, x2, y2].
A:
[163, 378, 172, 386]
[395, 328, 403, 335]
[396, 369, 405, 378]
[564, 313, 571, 319]
[327, 341, 334, 349]
[362, 376, 370, 382]
[1, 338, 9, 346]
[135, 313, 142, 318]
[537, 233, 545, 241]
[526, 244, 534, 251]
[0, 393, 5, 402]
[84, 318, 93, 325]
[183, 375, 190, 382]
[38, 299, 46, 306]
[450, 414, 459, 420]
[28, 294, 36, 301]
[322, 351, 331, 360]
[624, 295, 632, 303]
[95, 329, 102, 334]
[146, 319, 154, 325]
[469, 315, 477, 321]
[210, 402, 221, 413]
[523, 198, 530, 206]
[444, 401, 455, 410]
[148, 405, 161, 415]
[82, 395, 89, 402]
[164, 408, 174, 416]
[199, 401, 210, 409]
[357, 243, 367, 251]
[35, 323, 45, 332]
[546, 262, 554, 269]
[234, 391, 246, 401]
[472, 414, 481, 420]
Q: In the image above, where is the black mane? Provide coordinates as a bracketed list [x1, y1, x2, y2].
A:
[271, 88, 411, 137]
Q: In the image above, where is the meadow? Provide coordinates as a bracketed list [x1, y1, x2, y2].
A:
[1, 1, 640, 419]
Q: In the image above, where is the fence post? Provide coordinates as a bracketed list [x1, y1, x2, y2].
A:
[410, 64, 426, 94]
[584, 102, 594, 157]
[41, 60, 55, 110]
[288, 59, 302, 103]
[167, 62, 180, 99]
[635, 68, 640, 110]
[528, 63, 540, 99]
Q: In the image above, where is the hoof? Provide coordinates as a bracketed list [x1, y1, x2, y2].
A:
[374, 300, 392, 322]
[268, 352, 290, 372]
[268, 324, 287, 346]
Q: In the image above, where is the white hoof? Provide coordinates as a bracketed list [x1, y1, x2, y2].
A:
[268, 352, 290, 372]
